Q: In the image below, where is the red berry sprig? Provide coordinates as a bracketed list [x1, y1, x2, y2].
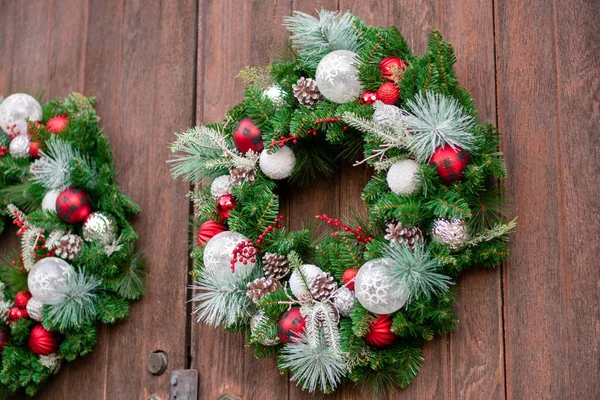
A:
[315, 214, 373, 244]
[270, 134, 297, 147]
[4, 123, 22, 140]
[10, 208, 29, 235]
[230, 215, 285, 272]
[256, 215, 284, 246]
[315, 117, 342, 124]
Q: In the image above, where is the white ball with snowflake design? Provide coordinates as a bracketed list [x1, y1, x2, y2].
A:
[203, 231, 255, 280]
[28, 257, 74, 305]
[315, 50, 363, 104]
[354, 258, 409, 314]
[0, 93, 42, 135]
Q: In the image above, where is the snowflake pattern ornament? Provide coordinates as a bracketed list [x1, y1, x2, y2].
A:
[203, 231, 256, 279]
[354, 258, 409, 314]
[315, 50, 363, 103]
[0, 93, 42, 135]
[27, 257, 74, 305]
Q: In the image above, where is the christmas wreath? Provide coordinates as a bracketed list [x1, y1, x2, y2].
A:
[0, 93, 145, 396]
[170, 10, 515, 395]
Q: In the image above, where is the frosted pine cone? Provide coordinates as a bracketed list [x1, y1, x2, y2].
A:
[54, 234, 84, 260]
[384, 222, 423, 249]
[246, 277, 281, 303]
[309, 273, 337, 301]
[292, 77, 322, 107]
[262, 252, 290, 280]
[230, 167, 256, 185]
[431, 218, 469, 250]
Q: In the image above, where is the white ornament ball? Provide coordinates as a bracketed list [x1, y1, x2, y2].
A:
[9, 134, 31, 158]
[26, 298, 44, 322]
[263, 85, 285, 106]
[28, 257, 74, 305]
[210, 175, 232, 199]
[354, 258, 409, 314]
[289, 264, 323, 299]
[82, 212, 118, 245]
[315, 50, 363, 103]
[0, 93, 42, 135]
[386, 160, 421, 195]
[203, 231, 255, 279]
[333, 286, 355, 317]
[42, 190, 61, 212]
[259, 146, 295, 180]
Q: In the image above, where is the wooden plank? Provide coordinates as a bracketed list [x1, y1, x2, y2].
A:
[0, 0, 17, 94]
[497, 0, 600, 398]
[98, 0, 196, 399]
[552, 3, 600, 398]
[192, 1, 292, 399]
[439, 1, 504, 399]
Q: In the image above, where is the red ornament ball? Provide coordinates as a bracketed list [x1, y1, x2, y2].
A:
[8, 306, 28, 323]
[29, 142, 41, 158]
[342, 267, 359, 291]
[0, 329, 9, 349]
[47, 114, 68, 134]
[56, 188, 93, 224]
[277, 306, 306, 344]
[14, 291, 32, 308]
[428, 146, 472, 185]
[216, 194, 236, 219]
[197, 220, 227, 247]
[233, 118, 264, 154]
[379, 57, 408, 81]
[377, 82, 400, 105]
[28, 325, 60, 355]
[365, 314, 397, 347]
[360, 91, 378, 105]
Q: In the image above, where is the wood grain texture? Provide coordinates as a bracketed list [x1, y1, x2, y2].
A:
[497, 0, 600, 399]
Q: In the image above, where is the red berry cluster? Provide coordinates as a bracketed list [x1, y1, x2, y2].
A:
[230, 240, 257, 273]
[315, 214, 373, 244]
[256, 215, 284, 246]
[4, 123, 22, 139]
[0, 146, 7, 157]
[270, 134, 297, 147]
[10, 207, 29, 236]
[315, 117, 342, 124]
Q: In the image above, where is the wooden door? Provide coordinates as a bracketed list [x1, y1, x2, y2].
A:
[0, 0, 597, 399]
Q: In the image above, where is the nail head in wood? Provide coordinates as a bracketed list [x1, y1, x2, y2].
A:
[148, 351, 168, 375]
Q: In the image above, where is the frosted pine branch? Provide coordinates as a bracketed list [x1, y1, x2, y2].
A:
[466, 218, 517, 247]
[404, 91, 475, 162]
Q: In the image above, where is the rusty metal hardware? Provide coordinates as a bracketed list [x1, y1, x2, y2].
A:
[148, 351, 168, 375]
[169, 369, 198, 400]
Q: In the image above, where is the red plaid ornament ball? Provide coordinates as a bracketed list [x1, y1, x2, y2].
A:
[429, 146, 471, 185]
[56, 188, 93, 224]
[277, 306, 306, 344]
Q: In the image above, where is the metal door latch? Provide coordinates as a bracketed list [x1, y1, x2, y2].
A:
[169, 369, 198, 400]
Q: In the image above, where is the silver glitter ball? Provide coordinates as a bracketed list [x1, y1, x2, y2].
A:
[263, 85, 285, 106]
[82, 212, 118, 245]
[333, 286, 355, 317]
[431, 218, 469, 250]
[9, 134, 31, 158]
[372, 101, 404, 130]
[26, 298, 44, 322]
[210, 175, 232, 199]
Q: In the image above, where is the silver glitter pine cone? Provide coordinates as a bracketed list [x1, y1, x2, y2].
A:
[292, 77, 322, 107]
[54, 234, 84, 260]
[82, 212, 118, 246]
[333, 286, 355, 317]
[384, 222, 423, 249]
[431, 218, 469, 250]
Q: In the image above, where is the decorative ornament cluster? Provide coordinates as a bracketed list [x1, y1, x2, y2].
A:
[0, 93, 145, 396]
[170, 9, 515, 396]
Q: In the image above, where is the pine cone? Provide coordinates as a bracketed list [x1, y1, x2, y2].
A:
[230, 167, 256, 185]
[262, 252, 290, 280]
[384, 222, 423, 249]
[292, 77, 322, 107]
[54, 234, 84, 260]
[309, 273, 337, 301]
[246, 277, 281, 303]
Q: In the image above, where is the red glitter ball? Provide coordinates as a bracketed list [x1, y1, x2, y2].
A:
[8, 306, 28, 323]
[342, 267, 359, 291]
[360, 90, 378, 105]
[216, 194, 236, 219]
[14, 291, 32, 308]
[47, 114, 68, 134]
[29, 142, 41, 158]
[377, 82, 400, 105]
[379, 56, 408, 81]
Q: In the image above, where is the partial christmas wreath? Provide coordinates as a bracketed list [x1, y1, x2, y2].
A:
[0, 93, 145, 396]
[170, 10, 516, 396]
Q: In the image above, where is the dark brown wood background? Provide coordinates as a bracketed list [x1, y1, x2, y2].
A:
[0, 0, 598, 399]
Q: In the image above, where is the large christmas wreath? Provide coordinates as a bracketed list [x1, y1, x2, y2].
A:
[0, 93, 145, 396]
[170, 10, 515, 395]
